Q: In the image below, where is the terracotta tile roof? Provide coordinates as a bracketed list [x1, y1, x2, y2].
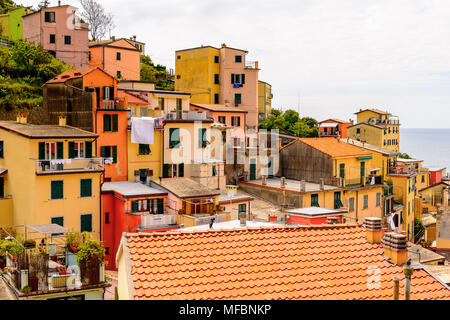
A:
[0, 121, 98, 139]
[45, 67, 115, 84]
[319, 118, 350, 124]
[283, 138, 371, 158]
[121, 225, 450, 300]
[355, 108, 391, 115]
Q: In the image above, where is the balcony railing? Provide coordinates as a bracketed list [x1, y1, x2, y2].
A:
[388, 167, 418, 176]
[36, 158, 104, 174]
[99, 98, 127, 110]
[319, 131, 339, 137]
[245, 61, 258, 69]
[177, 213, 228, 228]
[139, 213, 177, 229]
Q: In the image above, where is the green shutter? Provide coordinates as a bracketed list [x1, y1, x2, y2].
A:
[51, 181, 63, 200]
[178, 163, 184, 177]
[39, 142, 45, 160]
[80, 214, 92, 233]
[364, 195, 368, 209]
[311, 194, 319, 207]
[231, 74, 235, 84]
[103, 114, 111, 132]
[163, 164, 170, 178]
[51, 216, 64, 227]
[132, 201, 139, 213]
[376, 193, 381, 207]
[238, 204, 246, 213]
[112, 146, 117, 163]
[100, 146, 106, 158]
[198, 128, 206, 148]
[241, 74, 245, 84]
[212, 165, 217, 176]
[85, 141, 92, 158]
[349, 198, 355, 212]
[0, 177, 4, 198]
[169, 128, 180, 148]
[157, 198, 164, 214]
[80, 179, 92, 197]
[57, 142, 63, 159]
[237, 117, 241, 126]
[68, 142, 75, 159]
[339, 164, 345, 178]
[112, 114, 118, 132]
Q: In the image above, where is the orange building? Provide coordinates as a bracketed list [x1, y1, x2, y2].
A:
[89, 37, 141, 81]
[43, 67, 129, 181]
[318, 119, 350, 138]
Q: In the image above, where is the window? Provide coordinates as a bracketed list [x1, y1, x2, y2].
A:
[163, 163, 184, 178]
[69, 141, 85, 159]
[44, 11, 55, 23]
[214, 93, 219, 104]
[51, 180, 64, 200]
[0, 141, 3, 158]
[40, 141, 62, 160]
[334, 192, 343, 209]
[116, 52, 121, 60]
[176, 75, 180, 79]
[214, 74, 219, 84]
[363, 195, 368, 209]
[356, 128, 360, 134]
[339, 164, 345, 178]
[101, 146, 117, 163]
[177, 55, 181, 60]
[49, 34, 55, 44]
[0, 177, 4, 198]
[140, 107, 147, 117]
[80, 179, 92, 198]
[169, 128, 180, 148]
[105, 247, 110, 255]
[105, 212, 110, 224]
[103, 86, 114, 101]
[235, 55, 242, 63]
[234, 93, 242, 105]
[176, 98, 182, 118]
[212, 165, 217, 177]
[199, 128, 207, 148]
[233, 138, 241, 147]
[238, 203, 246, 213]
[64, 36, 71, 45]
[117, 71, 122, 78]
[349, 197, 355, 212]
[376, 192, 381, 207]
[422, 175, 425, 183]
[131, 198, 164, 214]
[231, 74, 245, 85]
[214, 55, 219, 63]
[311, 194, 320, 207]
[139, 144, 151, 155]
[88, 52, 91, 61]
[218, 116, 226, 124]
[80, 214, 92, 233]
[103, 114, 118, 132]
[51, 216, 64, 236]
[231, 116, 241, 127]
[158, 98, 165, 109]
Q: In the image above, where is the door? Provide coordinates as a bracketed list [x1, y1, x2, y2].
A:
[360, 162, 365, 185]
[0, 177, 4, 198]
[250, 159, 256, 180]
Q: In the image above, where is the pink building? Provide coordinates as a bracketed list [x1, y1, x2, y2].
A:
[22, 4, 89, 69]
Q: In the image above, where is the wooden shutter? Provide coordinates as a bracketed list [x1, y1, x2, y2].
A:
[212, 165, 217, 176]
[169, 128, 179, 148]
[112, 114, 118, 132]
[57, 142, 64, 159]
[80, 214, 92, 232]
[242, 74, 245, 84]
[163, 164, 170, 178]
[51, 181, 63, 200]
[51, 216, 64, 227]
[110, 87, 115, 100]
[102, 87, 107, 100]
[39, 142, 45, 160]
[112, 146, 117, 163]
[0, 177, 4, 198]
[178, 163, 184, 177]
[237, 117, 241, 126]
[85, 141, 92, 158]
[103, 114, 111, 132]
[80, 179, 92, 197]
[0, 141, 3, 158]
[100, 146, 106, 158]
[157, 198, 164, 214]
[68, 142, 75, 159]
[131, 201, 139, 212]
[231, 74, 235, 84]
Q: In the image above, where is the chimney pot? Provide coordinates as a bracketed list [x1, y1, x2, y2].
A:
[221, 43, 226, 48]
[365, 217, 382, 244]
[280, 177, 286, 189]
[390, 233, 408, 266]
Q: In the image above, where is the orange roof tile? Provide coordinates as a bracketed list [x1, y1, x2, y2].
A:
[120, 225, 450, 300]
[291, 137, 372, 158]
[44, 67, 116, 85]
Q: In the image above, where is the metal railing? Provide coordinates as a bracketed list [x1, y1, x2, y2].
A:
[100, 98, 127, 110]
[245, 61, 257, 69]
[319, 131, 339, 137]
[140, 214, 176, 228]
[36, 158, 104, 174]
[388, 167, 418, 176]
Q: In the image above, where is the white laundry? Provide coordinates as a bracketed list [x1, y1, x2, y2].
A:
[131, 117, 155, 145]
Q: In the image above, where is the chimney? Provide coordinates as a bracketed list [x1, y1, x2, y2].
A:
[58, 114, 66, 126]
[403, 259, 413, 300]
[364, 217, 382, 244]
[255, 61, 259, 69]
[393, 277, 400, 300]
[390, 233, 408, 266]
[133, 35, 136, 41]
[320, 178, 324, 191]
[111, 36, 116, 41]
[58, 0, 61, 6]
[280, 177, 286, 189]
[382, 232, 393, 259]
[300, 180, 306, 193]
[221, 43, 227, 48]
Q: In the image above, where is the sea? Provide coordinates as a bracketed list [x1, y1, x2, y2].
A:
[400, 128, 450, 172]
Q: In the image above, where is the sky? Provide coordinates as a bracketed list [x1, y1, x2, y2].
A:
[21, 0, 450, 128]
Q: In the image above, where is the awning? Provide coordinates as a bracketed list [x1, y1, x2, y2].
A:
[26, 224, 68, 235]
[320, 123, 338, 128]
[370, 167, 381, 172]
[0, 168, 7, 175]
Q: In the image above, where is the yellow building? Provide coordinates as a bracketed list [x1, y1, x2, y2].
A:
[0, 118, 103, 241]
[175, 44, 260, 129]
[347, 109, 400, 152]
[258, 80, 272, 121]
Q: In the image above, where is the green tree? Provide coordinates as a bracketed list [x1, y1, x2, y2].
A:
[140, 55, 174, 90]
[399, 153, 412, 159]
[258, 108, 318, 137]
[414, 217, 425, 244]
[0, 0, 15, 14]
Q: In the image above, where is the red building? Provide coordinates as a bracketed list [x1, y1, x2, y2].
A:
[318, 119, 350, 139]
[429, 167, 446, 185]
[101, 181, 178, 270]
[285, 207, 347, 225]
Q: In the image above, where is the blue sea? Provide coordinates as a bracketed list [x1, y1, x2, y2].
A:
[400, 128, 450, 171]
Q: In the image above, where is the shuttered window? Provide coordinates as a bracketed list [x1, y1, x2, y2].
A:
[169, 128, 180, 148]
[234, 94, 242, 105]
[112, 146, 117, 163]
[212, 165, 217, 177]
[131, 200, 139, 213]
[139, 144, 151, 155]
[311, 194, 319, 207]
[39, 142, 45, 160]
[51, 216, 64, 227]
[157, 198, 164, 214]
[64, 35, 71, 45]
[199, 128, 207, 148]
[80, 179, 92, 198]
[334, 192, 344, 209]
[103, 115, 112, 132]
[349, 197, 355, 212]
[0, 177, 4, 198]
[363, 195, 369, 209]
[57, 142, 63, 159]
[238, 204, 246, 213]
[80, 214, 92, 233]
[178, 163, 184, 177]
[51, 180, 64, 200]
[376, 193, 381, 207]
[339, 164, 345, 178]
[85, 141, 92, 158]
[163, 164, 170, 178]
[0, 141, 3, 158]
[112, 115, 118, 132]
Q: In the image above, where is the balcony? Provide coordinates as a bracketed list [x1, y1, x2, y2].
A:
[99, 98, 127, 110]
[177, 213, 228, 228]
[334, 175, 383, 188]
[139, 213, 177, 229]
[319, 131, 339, 137]
[245, 61, 258, 69]
[388, 166, 418, 176]
[36, 158, 104, 174]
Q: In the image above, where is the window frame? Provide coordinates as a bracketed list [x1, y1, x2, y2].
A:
[80, 178, 93, 198]
[64, 35, 71, 45]
[235, 55, 242, 63]
[51, 180, 64, 200]
[363, 195, 369, 209]
[80, 214, 93, 233]
[49, 34, 56, 44]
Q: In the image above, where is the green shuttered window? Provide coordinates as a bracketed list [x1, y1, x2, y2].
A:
[363, 195, 369, 209]
[178, 163, 184, 177]
[157, 198, 164, 214]
[80, 179, 92, 198]
[85, 141, 92, 158]
[51, 180, 64, 200]
[39, 142, 45, 160]
[112, 115, 118, 132]
[139, 144, 151, 155]
[103, 115, 111, 132]
[349, 197, 355, 212]
[376, 193, 381, 207]
[238, 204, 246, 213]
[57, 142, 63, 159]
[80, 214, 92, 233]
[169, 128, 180, 148]
[311, 194, 319, 207]
[199, 128, 207, 148]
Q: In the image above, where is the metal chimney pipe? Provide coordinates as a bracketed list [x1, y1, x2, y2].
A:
[239, 211, 246, 227]
[393, 277, 399, 300]
[403, 259, 413, 300]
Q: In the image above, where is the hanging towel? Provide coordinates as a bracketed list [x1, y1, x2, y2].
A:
[131, 117, 155, 145]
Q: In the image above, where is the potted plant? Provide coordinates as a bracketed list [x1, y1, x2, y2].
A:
[20, 285, 32, 296]
[65, 231, 83, 253]
[76, 238, 105, 286]
[23, 239, 36, 249]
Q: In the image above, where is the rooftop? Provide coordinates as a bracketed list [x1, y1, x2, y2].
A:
[120, 224, 450, 300]
[88, 38, 140, 51]
[407, 242, 446, 264]
[355, 108, 391, 115]
[319, 118, 350, 124]
[102, 181, 168, 198]
[341, 138, 399, 157]
[286, 207, 347, 217]
[0, 121, 98, 139]
[190, 103, 248, 113]
[283, 137, 371, 158]
[246, 177, 339, 192]
[45, 67, 115, 85]
[152, 178, 221, 199]
[182, 219, 275, 231]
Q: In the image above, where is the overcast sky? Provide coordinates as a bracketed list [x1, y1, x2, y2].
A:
[22, 0, 450, 128]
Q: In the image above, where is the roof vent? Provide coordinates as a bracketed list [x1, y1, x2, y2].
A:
[74, 72, 82, 76]
[61, 75, 70, 79]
